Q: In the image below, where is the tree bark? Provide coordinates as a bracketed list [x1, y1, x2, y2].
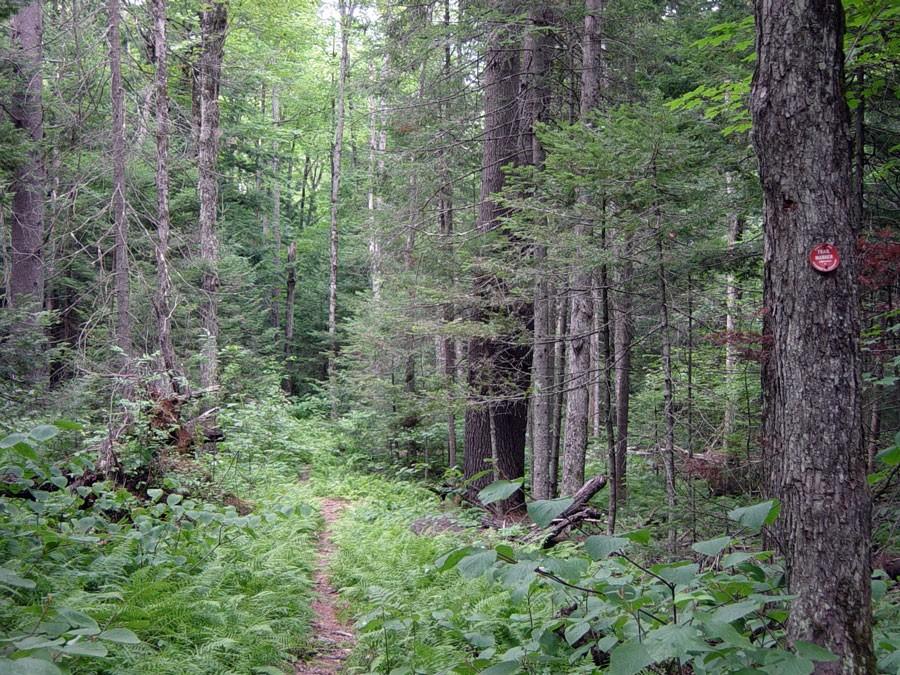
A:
[463, 1, 528, 509]
[750, 1, 874, 671]
[327, 0, 350, 416]
[282, 241, 296, 393]
[197, 2, 227, 401]
[613, 232, 633, 503]
[723, 173, 744, 446]
[561, 0, 605, 496]
[107, 0, 132, 377]
[657, 214, 677, 555]
[152, 0, 179, 393]
[524, 6, 554, 501]
[599, 231, 617, 533]
[270, 86, 282, 330]
[8, 1, 45, 318]
[550, 285, 568, 498]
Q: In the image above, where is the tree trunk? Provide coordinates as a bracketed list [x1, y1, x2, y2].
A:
[599, 231, 617, 533]
[366, 70, 382, 301]
[723, 173, 744, 446]
[750, 1, 874, 671]
[440, 0, 458, 469]
[107, 0, 132, 378]
[613, 232, 633, 503]
[463, 1, 527, 509]
[152, 0, 179, 393]
[8, 1, 45, 320]
[657, 219, 677, 555]
[270, 86, 282, 330]
[282, 241, 296, 393]
[561, 0, 605, 496]
[197, 2, 227, 402]
[524, 6, 554, 501]
[327, 0, 350, 416]
[551, 285, 568, 498]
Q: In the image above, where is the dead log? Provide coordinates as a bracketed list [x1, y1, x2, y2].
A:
[541, 474, 607, 548]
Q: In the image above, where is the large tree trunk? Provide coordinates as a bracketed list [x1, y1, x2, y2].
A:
[613, 232, 633, 503]
[524, 6, 554, 501]
[107, 0, 132, 375]
[327, 0, 350, 416]
[152, 0, 179, 393]
[8, 1, 45, 319]
[197, 2, 226, 400]
[463, 1, 527, 510]
[439, 0, 457, 469]
[561, 0, 605, 496]
[750, 1, 874, 671]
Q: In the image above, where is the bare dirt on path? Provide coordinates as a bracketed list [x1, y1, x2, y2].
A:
[294, 498, 354, 675]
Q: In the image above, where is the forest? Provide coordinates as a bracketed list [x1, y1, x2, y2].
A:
[0, 0, 898, 673]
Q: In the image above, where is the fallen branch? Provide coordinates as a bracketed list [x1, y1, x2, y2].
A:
[541, 474, 608, 548]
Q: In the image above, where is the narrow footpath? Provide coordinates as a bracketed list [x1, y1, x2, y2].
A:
[295, 498, 355, 675]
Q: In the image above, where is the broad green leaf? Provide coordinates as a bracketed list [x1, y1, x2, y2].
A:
[0, 658, 63, 675]
[728, 500, 780, 530]
[622, 529, 651, 545]
[0, 433, 29, 449]
[29, 425, 59, 442]
[761, 653, 814, 675]
[584, 535, 629, 560]
[13, 637, 65, 650]
[609, 639, 655, 675]
[465, 631, 495, 649]
[146, 488, 164, 502]
[721, 551, 755, 567]
[794, 641, 837, 662]
[564, 621, 591, 646]
[711, 600, 758, 624]
[654, 563, 699, 586]
[0, 567, 36, 589]
[527, 497, 572, 528]
[477, 479, 523, 505]
[479, 661, 520, 675]
[166, 493, 183, 507]
[875, 443, 900, 467]
[457, 550, 497, 578]
[435, 546, 474, 571]
[59, 640, 108, 657]
[52, 419, 82, 431]
[56, 608, 99, 631]
[99, 628, 141, 644]
[692, 536, 731, 557]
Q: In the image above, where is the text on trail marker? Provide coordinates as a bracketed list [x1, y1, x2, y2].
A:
[809, 243, 840, 273]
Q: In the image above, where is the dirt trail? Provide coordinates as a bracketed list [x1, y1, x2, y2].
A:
[294, 498, 354, 675]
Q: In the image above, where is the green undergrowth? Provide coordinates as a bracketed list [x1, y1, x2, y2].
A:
[0, 400, 325, 674]
[311, 434, 900, 674]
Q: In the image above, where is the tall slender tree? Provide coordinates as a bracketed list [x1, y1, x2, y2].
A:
[7, 1, 44, 319]
[152, 0, 179, 390]
[327, 0, 350, 414]
[197, 1, 227, 399]
[750, 0, 874, 670]
[562, 0, 606, 495]
[107, 0, 131, 375]
[525, 5, 555, 501]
